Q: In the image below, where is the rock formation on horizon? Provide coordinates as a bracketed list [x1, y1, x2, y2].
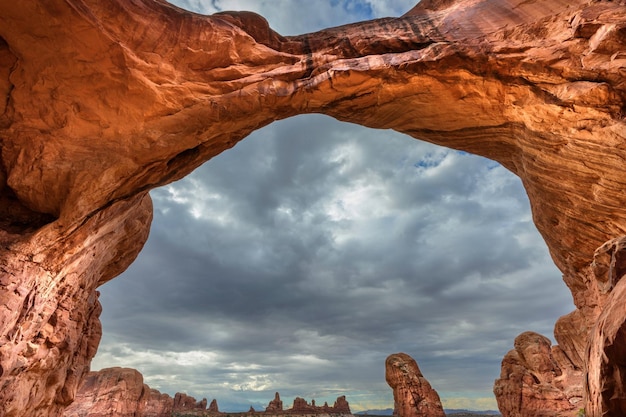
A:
[174, 392, 209, 412]
[63, 369, 352, 417]
[209, 399, 220, 413]
[267, 392, 284, 412]
[332, 396, 351, 414]
[62, 367, 173, 417]
[62, 367, 209, 417]
[385, 353, 445, 417]
[0, 0, 625, 416]
[289, 396, 352, 414]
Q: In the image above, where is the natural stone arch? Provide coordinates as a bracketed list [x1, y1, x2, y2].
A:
[0, 1, 625, 416]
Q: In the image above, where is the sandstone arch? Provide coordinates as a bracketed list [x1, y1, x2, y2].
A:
[0, 0, 625, 416]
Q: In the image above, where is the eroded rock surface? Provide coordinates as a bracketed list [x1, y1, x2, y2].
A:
[0, 0, 625, 416]
[62, 367, 210, 417]
[62, 367, 173, 417]
[385, 353, 445, 417]
[494, 332, 583, 417]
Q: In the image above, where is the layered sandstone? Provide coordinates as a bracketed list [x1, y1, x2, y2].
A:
[0, 0, 625, 416]
[385, 353, 445, 417]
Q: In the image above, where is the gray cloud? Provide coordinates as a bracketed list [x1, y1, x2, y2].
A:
[92, 2, 575, 412]
[171, 0, 417, 35]
[94, 114, 574, 411]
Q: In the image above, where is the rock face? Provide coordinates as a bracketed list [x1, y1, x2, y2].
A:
[62, 367, 173, 417]
[494, 332, 584, 417]
[62, 367, 210, 417]
[385, 353, 445, 417]
[0, 0, 625, 416]
[142, 389, 176, 417]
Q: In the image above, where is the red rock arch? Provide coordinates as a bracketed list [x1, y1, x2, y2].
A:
[0, 1, 625, 416]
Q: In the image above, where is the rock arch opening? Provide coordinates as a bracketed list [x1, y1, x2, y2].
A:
[92, 114, 573, 412]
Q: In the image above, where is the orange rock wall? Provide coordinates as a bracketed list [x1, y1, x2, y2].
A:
[0, 1, 625, 416]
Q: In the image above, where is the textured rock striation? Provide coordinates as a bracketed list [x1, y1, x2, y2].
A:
[385, 353, 445, 417]
[0, 0, 625, 416]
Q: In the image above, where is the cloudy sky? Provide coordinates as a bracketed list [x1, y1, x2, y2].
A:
[91, 0, 575, 412]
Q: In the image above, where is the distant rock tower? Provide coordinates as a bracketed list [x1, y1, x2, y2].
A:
[333, 396, 351, 414]
[385, 353, 445, 417]
[266, 392, 284, 412]
[209, 399, 219, 413]
[292, 397, 309, 412]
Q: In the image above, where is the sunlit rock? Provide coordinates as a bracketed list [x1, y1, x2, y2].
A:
[385, 353, 445, 417]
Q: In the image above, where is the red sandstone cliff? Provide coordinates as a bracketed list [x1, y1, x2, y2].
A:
[62, 367, 209, 417]
[62, 367, 173, 417]
[0, 1, 625, 416]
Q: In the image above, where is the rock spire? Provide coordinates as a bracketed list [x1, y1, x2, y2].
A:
[385, 353, 445, 417]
